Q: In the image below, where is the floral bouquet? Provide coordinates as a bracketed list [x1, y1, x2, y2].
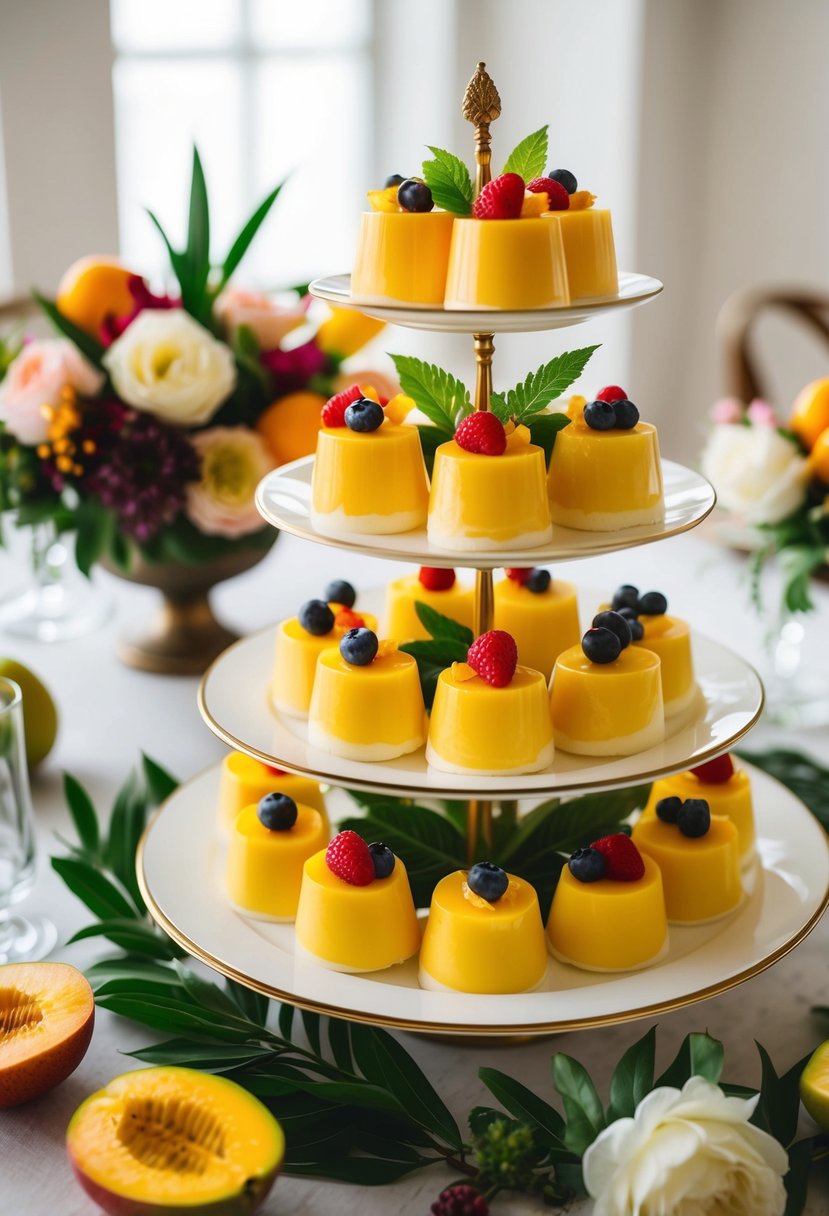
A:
[701, 383, 829, 612]
[0, 149, 387, 577]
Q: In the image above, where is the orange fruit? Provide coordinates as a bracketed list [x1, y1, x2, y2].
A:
[56, 256, 136, 338]
[256, 391, 326, 465]
[790, 378, 829, 450]
[807, 428, 829, 483]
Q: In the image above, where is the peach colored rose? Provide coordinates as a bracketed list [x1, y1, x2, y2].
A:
[186, 427, 275, 538]
[746, 398, 778, 427]
[214, 288, 306, 350]
[0, 339, 104, 445]
[711, 396, 743, 425]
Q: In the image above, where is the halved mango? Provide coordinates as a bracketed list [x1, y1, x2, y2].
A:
[67, 1066, 285, 1215]
[800, 1040, 829, 1130]
[0, 961, 94, 1107]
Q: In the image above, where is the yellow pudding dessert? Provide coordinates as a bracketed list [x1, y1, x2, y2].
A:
[493, 569, 581, 679]
[548, 389, 664, 531]
[444, 217, 569, 310]
[546, 208, 618, 300]
[385, 567, 474, 642]
[632, 801, 742, 924]
[217, 751, 328, 835]
[271, 592, 378, 719]
[551, 623, 665, 756]
[311, 410, 429, 538]
[601, 585, 696, 718]
[419, 865, 547, 993]
[307, 630, 426, 761]
[225, 795, 328, 921]
[641, 756, 755, 864]
[352, 184, 455, 305]
[547, 835, 668, 972]
[294, 832, 421, 972]
[428, 417, 553, 551]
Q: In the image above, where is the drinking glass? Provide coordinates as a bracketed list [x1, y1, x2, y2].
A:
[0, 678, 56, 961]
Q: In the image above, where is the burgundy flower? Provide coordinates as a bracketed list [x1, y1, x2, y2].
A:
[260, 338, 328, 394]
[100, 275, 180, 346]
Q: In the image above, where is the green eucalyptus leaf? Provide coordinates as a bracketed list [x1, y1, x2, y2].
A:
[655, 1031, 724, 1088]
[478, 1067, 566, 1143]
[607, 1026, 657, 1121]
[551, 1053, 606, 1155]
[142, 754, 179, 805]
[51, 857, 137, 920]
[63, 773, 100, 856]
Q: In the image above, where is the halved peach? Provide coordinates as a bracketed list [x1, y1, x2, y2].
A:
[0, 961, 94, 1107]
[67, 1067, 285, 1215]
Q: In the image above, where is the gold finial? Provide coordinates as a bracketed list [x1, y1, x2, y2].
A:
[462, 62, 501, 197]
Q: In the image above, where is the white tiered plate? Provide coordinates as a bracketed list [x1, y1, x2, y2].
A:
[256, 456, 715, 569]
[198, 586, 763, 799]
[138, 763, 829, 1036]
[309, 272, 663, 333]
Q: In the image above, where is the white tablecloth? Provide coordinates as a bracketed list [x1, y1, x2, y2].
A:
[2, 527, 829, 1215]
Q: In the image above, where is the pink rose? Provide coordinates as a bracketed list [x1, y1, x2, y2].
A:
[186, 427, 275, 538]
[214, 288, 306, 351]
[0, 339, 104, 444]
[746, 398, 778, 427]
[711, 396, 744, 425]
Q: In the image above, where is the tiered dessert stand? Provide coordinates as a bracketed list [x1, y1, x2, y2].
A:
[138, 65, 829, 1036]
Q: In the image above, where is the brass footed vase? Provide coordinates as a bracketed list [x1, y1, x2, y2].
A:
[101, 544, 273, 676]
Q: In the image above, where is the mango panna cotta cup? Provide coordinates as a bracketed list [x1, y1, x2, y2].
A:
[271, 610, 378, 719]
[493, 576, 581, 679]
[419, 871, 548, 994]
[311, 421, 429, 538]
[632, 814, 743, 924]
[443, 217, 570, 310]
[216, 751, 328, 836]
[642, 769, 756, 865]
[225, 800, 329, 921]
[545, 208, 618, 300]
[351, 209, 455, 306]
[548, 420, 664, 531]
[550, 642, 665, 756]
[636, 611, 697, 718]
[294, 849, 421, 972]
[384, 572, 474, 642]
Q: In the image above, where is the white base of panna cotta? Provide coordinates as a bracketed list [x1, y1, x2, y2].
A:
[548, 503, 665, 532]
[271, 692, 308, 720]
[664, 681, 701, 720]
[666, 890, 746, 927]
[310, 506, 425, 538]
[293, 936, 415, 974]
[417, 965, 547, 994]
[426, 522, 554, 552]
[425, 738, 554, 777]
[554, 714, 665, 757]
[227, 899, 296, 924]
[547, 934, 669, 973]
[307, 721, 424, 762]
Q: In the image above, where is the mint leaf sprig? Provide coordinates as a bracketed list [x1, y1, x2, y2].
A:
[502, 125, 549, 181]
[399, 601, 473, 711]
[422, 147, 473, 215]
[490, 345, 600, 424]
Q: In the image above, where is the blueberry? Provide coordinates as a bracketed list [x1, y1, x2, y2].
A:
[397, 178, 434, 212]
[613, 398, 640, 429]
[637, 590, 668, 616]
[617, 607, 645, 641]
[525, 568, 551, 594]
[678, 798, 711, 838]
[324, 579, 356, 608]
[344, 397, 384, 432]
[592, 609, 632, 649]
[611, 584, 640, 612]
[339, 627, 378, 666]
[384, 173, 405, 188]
[369, 842, 395, 879]
[467, 861, 509, 903]
[568, 846, 607, 883]
[656, 795, 682, 824]
[549, 168, 578, 194]
[582, 626, 622, 664]
[583, 400, 617, 431]
[257, 792, 298, 831]
[299, 598, 335, 636]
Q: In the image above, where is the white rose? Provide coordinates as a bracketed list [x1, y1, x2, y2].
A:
[102, 309, 236, 426]
[701, 424, 808, 525]
[583, 1077, 788, 1216]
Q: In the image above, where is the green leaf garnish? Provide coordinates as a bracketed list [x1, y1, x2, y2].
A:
[421, 147, 473, 215]
[398, 602, 472, 710]
[528, 412, 572, 466]
[490, 345, 600, 423]
[502, 125, 549, 181]
[552, 1054, 606, 1155]
[655, 1031, 724, 1088]
[389, 353, 472, 431]
[33, 291, 105, 369]
[416, 423, 453, 476]
[219, 180, 285, 289]
[607, 1026, 656, 1121]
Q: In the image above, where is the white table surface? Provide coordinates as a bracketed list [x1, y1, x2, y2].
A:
[2, 525, 829, 1216]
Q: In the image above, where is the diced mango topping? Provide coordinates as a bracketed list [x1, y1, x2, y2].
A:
[566, 394, 588, 420]
[384, 393, 416, 425]
[569, 191, 596, 211]
[377, 639, 398, 659]
[505, 424, 532, 450]
[367, 186, 402, 213]
[520, 192, 549, 218]
[357, 383, 381, 403]
[451, 661, 477, 683]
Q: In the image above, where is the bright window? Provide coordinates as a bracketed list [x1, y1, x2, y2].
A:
[110, 0, 373, 290]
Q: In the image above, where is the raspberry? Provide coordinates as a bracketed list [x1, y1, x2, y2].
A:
[334, 607, 365, 631]
[321, 384, 364, 428]
[472, 172, 525, 220]
[419, 566, 456, 591]
[467, 630, 518, 688]
[431, 1185, 489, 1216]
[325, 830, 375, 886]
[455, 412, 507, 456]
[526, 176, 570, 210]
[505, 568, 532, 584]
[690, 754, 735, 784]
[590, 833, 645, 882]
[596, 385, 627, 404]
